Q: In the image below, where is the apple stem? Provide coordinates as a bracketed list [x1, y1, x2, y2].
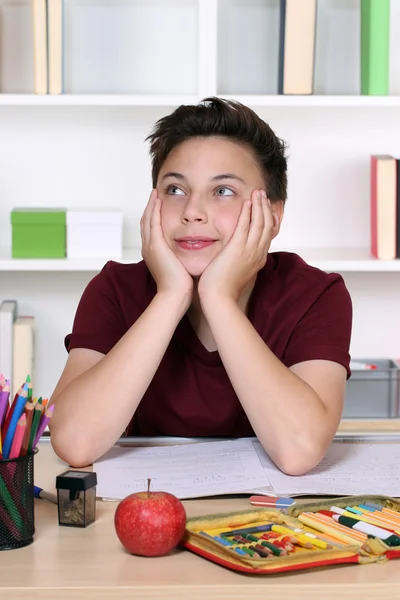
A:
[147, 478, 151, 497]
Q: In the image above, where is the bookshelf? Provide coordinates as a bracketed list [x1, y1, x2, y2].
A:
[3, 94, 400, 107]
[1, 247, 400, 273]
[1, 0, 400, 401]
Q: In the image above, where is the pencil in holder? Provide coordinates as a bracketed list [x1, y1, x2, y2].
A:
[0, 449, 38, 550]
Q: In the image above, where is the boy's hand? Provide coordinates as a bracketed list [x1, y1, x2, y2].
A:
[141, 190, 194, 306]
[198, 189, 275, 302]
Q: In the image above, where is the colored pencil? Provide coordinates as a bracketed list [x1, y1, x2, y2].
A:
[25, 375, 32, 400]
[27, 403, 43, 453]
[298, 513, 366, 546]
[221, 523, 273, 536]
[295, 528, 345, 548]
[34, 485, 58, 505]
[382, 507, 400, 522]
[0, 375, 56, 543]
[21, 401, 35, 456]
[312, 512, 368, 541]
[3, 384, 25, 426]
[33, 404, 54, 448]
[0, 502, 21, 541]
[330, 506, 400, 534]
[333, 515, 400, 546]
[9, 414, 27, 459]
[0, 474, 24, 533]
[0, 380, 10, 428]
[1, 388, 28, 459]
[364, 508, 400, 527]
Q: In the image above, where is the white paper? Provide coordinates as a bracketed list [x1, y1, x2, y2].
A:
[94, 439, 272, 500]
[255, 442, 400, 497]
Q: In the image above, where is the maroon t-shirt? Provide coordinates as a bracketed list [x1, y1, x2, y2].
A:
[65, 252, 352, 438]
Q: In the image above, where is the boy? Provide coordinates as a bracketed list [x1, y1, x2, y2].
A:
[50, 97, 352, 475]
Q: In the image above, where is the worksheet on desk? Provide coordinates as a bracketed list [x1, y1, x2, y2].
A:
[94, 439, 273, 500]
[254, 441, 400, 497]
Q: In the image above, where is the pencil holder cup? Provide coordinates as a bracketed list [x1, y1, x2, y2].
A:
[0, 449, 38, 550]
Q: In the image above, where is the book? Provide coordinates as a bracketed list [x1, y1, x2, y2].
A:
[361, 0, 390, 96]
[32, 0, 48, 94]
[0, 300, 18, 382]
[370, 155, 397, 260]
[48, 0, 63, 94]
[12, 316, 35, 399]
[278, 0, 317, 95]
[93, 439, 400, 500]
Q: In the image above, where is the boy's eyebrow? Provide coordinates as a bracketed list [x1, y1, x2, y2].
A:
[161, 172, 186, 181]
[211, 174, 246, 184]
[161, 172, 246, 184]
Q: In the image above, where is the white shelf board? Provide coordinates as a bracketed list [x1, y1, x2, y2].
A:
[282, 247, 400, 272]
[0, 94, 201, 107]
[0, 247, 399, 272]
[223, 95, 400, 108]
[1, 94, 400, 108]
[0, 248, 142, 271]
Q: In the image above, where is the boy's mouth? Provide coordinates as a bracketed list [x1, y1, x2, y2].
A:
[175, 236, 216, 251]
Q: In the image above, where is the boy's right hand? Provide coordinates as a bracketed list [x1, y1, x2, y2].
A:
[140, 190, 194, 308]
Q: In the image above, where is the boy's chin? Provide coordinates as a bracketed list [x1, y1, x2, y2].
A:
[178, 256, 210, 278]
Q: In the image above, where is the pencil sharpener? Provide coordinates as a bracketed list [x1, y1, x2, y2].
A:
[56, 470, 97, 527]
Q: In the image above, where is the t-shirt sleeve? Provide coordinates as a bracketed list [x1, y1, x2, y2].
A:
[65, 262, 127, 355]
[283, 276, 353, 379]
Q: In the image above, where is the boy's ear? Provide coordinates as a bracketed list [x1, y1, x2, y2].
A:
[270, 200, 284, 240]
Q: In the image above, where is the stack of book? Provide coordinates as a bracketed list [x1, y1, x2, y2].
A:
[279, 0, 390, 95]
[33, 0, 62, 94]
[0, 300, 35, 398]
[33, 0, 392, 97]
[370, 155, 400, 260]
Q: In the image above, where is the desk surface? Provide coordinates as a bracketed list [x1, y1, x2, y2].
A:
[1, 441, 400, 600]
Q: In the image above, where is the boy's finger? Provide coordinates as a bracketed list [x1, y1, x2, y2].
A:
[149, 195, 163, 238]
[231, 196, 252, 246]
[141, 189, 157, 225]
[142, 189, 157, 241]
[259, 195, 274, 249]
[247, 190, 265, 247]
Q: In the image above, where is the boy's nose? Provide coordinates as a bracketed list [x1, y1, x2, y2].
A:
[181, 195, 208, 223]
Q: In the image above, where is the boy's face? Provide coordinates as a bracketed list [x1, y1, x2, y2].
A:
[157, 136, 277, 277]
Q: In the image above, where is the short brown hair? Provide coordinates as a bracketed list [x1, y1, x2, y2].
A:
[146, 97, 288, 203]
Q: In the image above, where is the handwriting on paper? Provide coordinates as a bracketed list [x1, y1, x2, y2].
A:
[255, 442, 400, 497]
[94, 439, 272, 500]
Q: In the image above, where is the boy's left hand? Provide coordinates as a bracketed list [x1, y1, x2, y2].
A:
[198, 189, 277, 302]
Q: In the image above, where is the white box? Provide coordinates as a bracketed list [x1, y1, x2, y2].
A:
[67, 209, 123, 259]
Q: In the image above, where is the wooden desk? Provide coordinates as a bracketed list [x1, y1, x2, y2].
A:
[1, 441, 400, 600]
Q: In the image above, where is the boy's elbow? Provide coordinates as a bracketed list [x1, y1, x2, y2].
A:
[50, 429, 94, 468]
[278, 459, 313, 477]
[274, 443, 327, 477]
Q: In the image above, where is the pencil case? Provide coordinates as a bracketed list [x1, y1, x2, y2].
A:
[182, 495, 400, 574]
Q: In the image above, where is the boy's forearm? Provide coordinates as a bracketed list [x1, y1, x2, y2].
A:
[200, 294, 333, 475]
[51, 292, 188, 466]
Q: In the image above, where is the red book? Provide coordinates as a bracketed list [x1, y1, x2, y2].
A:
[370, 155, 397, 260]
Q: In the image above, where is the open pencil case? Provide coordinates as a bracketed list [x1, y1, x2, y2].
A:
[181, 495, 400, 574]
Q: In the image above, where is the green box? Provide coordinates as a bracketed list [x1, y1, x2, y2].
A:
[11, 208, 66, 258]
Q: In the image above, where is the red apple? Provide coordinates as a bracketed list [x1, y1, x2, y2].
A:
[114, 479, 187, 557]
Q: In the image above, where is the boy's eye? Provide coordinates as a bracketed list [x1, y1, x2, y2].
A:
[167, 185, 185, 196]
[215, 186, 234, 196]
